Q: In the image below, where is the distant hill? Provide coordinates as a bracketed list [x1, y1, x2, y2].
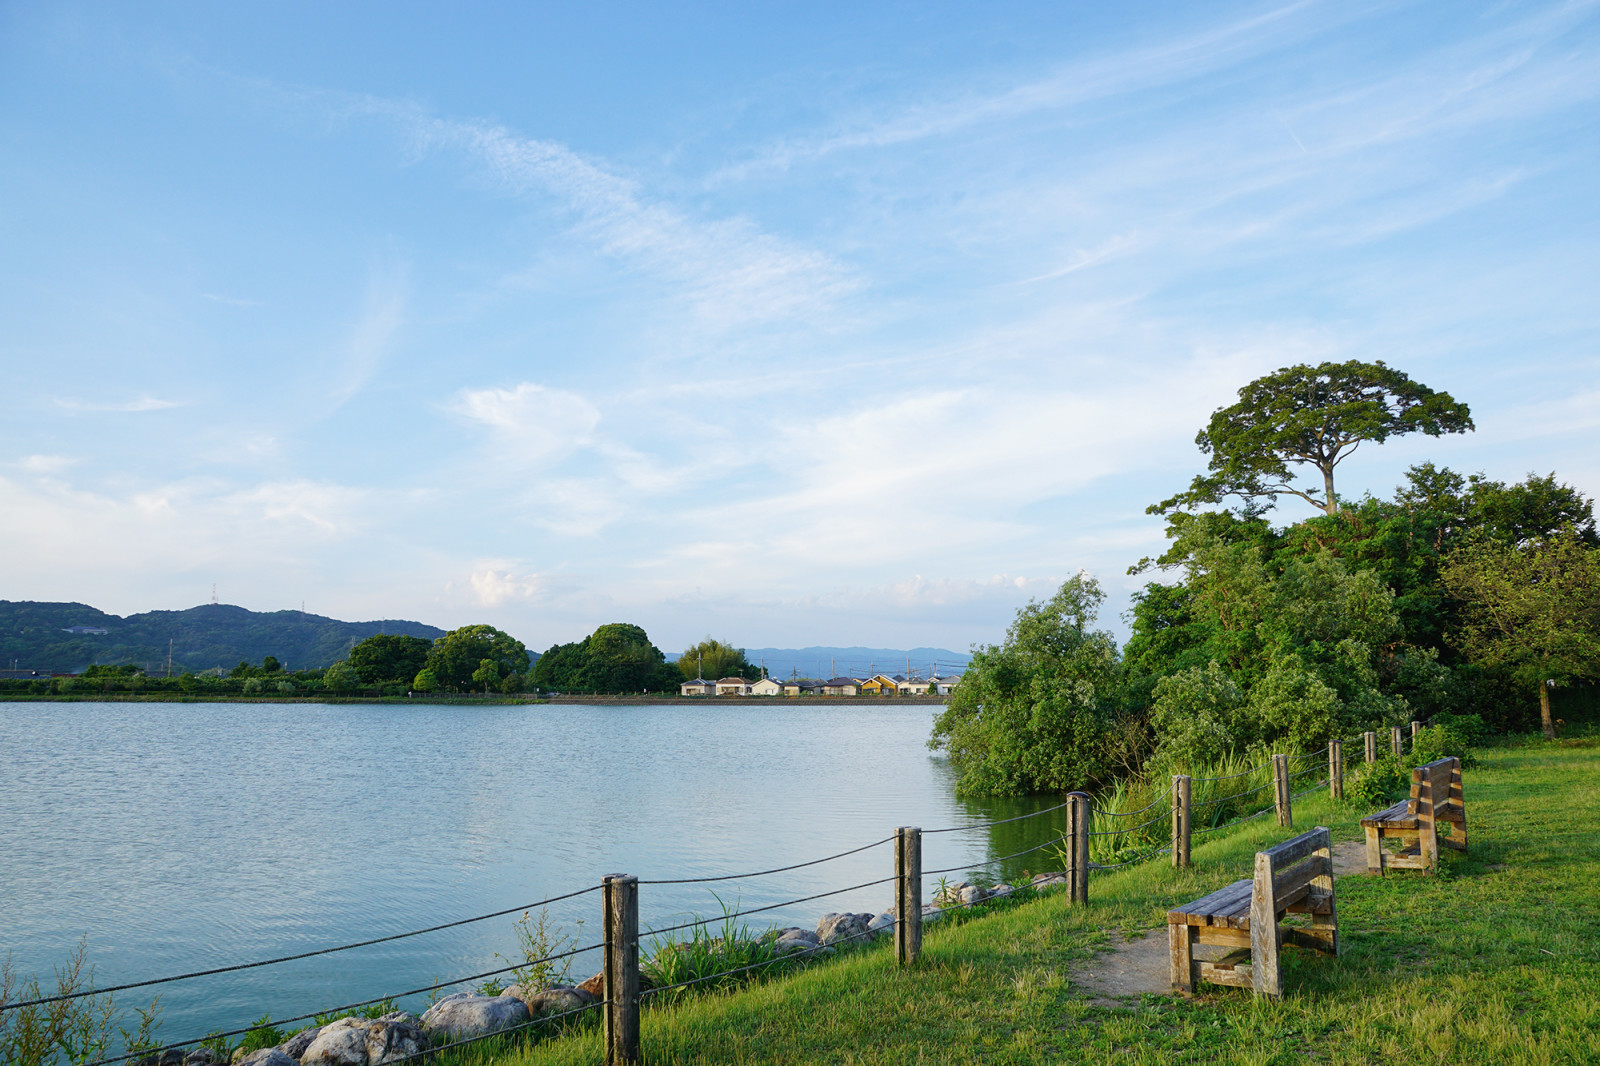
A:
[0, 601, 445, 675]
[667, 645, 970, 680]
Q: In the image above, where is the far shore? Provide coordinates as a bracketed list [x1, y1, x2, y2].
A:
[0, 693, 951, 706]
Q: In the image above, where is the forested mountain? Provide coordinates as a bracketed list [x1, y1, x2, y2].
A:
[0, 601, 444, 675]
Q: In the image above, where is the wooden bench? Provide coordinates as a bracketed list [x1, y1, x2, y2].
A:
[1360, 755, 1466, 874]
[1167, 827, 1338, 998]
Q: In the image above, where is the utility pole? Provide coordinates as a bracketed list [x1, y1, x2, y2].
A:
[166, 639, 173, 678]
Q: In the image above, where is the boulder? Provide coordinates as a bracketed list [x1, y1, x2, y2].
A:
[185, 1050, 224, 1066]
[298, 1020, 371, 1066]
[867, 912, 896, 936]
[523, 986, 594, 1017]
[959, 885, 988, 906]
[576, 973, 604, 999]
[815, 912, 873, 947]
[419, 993, 531, 1041]
[234, 1051, 296, 1066]
[295, 1016, 423, 1066]
[278, 1028, 322, 1060]
[773, 927, 819, 946]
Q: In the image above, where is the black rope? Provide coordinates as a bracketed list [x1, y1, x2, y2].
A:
[1191, 804, 1275, 834]
[923, 797, 1073, 834]
[3, 885, 605, 1011]
[1092, 785, 1172, 819]
[922, 833, 1066, 877]
[346, 998, 604, 1066]
[641, 876, 899, 939]
[1091, 846, 1172, 870]
[1290, 779, 1331, 800]
[1191, 779, 1271, 807]
[1190, 763, 1263, 783]
[637, 835, 895, 885]
[640, 925, 878, 1000]
[71, 942, 609, 1066]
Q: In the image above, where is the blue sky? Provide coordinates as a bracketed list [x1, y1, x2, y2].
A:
[2, 1, 1597, 654]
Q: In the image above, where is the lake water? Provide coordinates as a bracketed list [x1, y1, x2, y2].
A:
[0, 701, 1068, 1045]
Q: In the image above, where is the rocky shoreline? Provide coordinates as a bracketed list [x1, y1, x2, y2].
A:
[144, 874, 1065, 1066]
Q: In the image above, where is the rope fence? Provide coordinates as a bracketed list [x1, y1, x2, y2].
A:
[3, 718, 1443, 1066]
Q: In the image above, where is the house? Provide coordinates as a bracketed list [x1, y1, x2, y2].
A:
[897, 677, 931, 696]
[749, 677, 784, 696]
[680, 677, 715, 697]
[859, 674, 901, 696]
[929, 674, 962, 695]
[822, 676, 860, 696]
[61, 625, 109, 635]
[783, 679, 823, 696]
[715, 676, 752, 696]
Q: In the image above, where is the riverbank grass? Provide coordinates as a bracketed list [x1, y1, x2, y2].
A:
[480, 738, 1598, 1065]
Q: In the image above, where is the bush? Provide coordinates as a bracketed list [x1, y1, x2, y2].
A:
[1345, 754, 1410, 808]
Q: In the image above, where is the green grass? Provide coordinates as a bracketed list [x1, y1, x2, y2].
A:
[450, 738, 1599, 1065]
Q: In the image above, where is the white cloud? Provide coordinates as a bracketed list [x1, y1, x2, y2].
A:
[449, 382, 601, 465]
[14, 454, 80, 474]
[55, 395, 181, 413]
[328, 263, 408, 408]
[467, 564, 544, 607]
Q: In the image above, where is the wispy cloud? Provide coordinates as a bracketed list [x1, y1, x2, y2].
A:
[328, 262, 408, 409]
[55, 394, 182, 413]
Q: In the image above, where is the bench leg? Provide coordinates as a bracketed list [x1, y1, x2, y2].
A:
[1364, 826, 1383, 875]
[1169, 921, 1195, 994]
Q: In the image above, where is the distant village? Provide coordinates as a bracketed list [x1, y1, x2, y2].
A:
[679, 672, 961, 698]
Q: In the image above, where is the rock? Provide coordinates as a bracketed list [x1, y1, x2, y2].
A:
[772, 938, 819, 955]
[185, 1050, 223, 1066]
[234, 1051, 296, 1066]
[815, 912, 873, 947]
[867, 912, 897, 936]
[774, 927, 820, 946]
[959, 885, 989, 905]
[133, 1050, 187, 1066]
[991, 884, 1015, 899]
[278, 1027, 322, 1060]
[298, 1020, 371, 1066]
[362, 1016, 427, 1065]
[419, 993, 531, 1041]
[576, 973, 604, 999]
[524, 986, 594, 1017]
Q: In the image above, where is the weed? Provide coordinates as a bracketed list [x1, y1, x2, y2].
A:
[232, 1015, 283, 1058]
[495, 909, 583, 994]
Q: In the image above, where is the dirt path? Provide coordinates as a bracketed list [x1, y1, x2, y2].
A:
[1067, 839, 1365, 1005]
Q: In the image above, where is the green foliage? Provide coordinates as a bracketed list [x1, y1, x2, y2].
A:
[0, 941, 161, 1066]
[1152, 359, 1473, 517]
[411, 668, 439, 693]
[496, 909, 582, 993]
[675, 638, 753, 681]
[642, 896, 808, 1004]
[234, 1015, 285, 1057]
[929, 576, 1118, 796]
[425, 625, 530, 692]
[349, 634, 433, 685]
[1147, 661, 1245, 768]
[1344, 753, 1410, 808]
[530, 624, 678, 694]
[322, 660, 358, 693]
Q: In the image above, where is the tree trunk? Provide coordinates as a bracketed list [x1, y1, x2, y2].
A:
[1322, 465, 1339, 515]
[1539, 681, 1554, 739]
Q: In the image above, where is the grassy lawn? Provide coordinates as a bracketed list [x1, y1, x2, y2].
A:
[488, 739, 1599, 1065]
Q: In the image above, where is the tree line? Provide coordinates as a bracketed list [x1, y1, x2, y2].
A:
[932, 360, 1600, 796]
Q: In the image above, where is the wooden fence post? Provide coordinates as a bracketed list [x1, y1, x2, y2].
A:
[1411, 720, 1422, 740]
[1171, 775, 1191, 868]
[1066, 791, 1091, 904]
[1391, 726, 1404, 756]
[1272, 754, 1292, 827]
[1364, 731, 1377, 764]
[895, 826, 922, 966]
[603, 874, 640, 1066]
[1329, 740, 1343, 801]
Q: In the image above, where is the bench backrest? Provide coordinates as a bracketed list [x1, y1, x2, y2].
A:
[1407, 756, 1461, 823]
[1250, 827, 1334, 992]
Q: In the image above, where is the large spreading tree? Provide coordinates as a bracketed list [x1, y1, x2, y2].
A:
[1153, 360, 1473, 517]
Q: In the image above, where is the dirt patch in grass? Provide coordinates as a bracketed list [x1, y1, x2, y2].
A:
[1068, 839, 1368, 1006]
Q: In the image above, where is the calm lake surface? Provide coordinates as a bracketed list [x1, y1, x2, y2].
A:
[0, 701, 1068, 1043]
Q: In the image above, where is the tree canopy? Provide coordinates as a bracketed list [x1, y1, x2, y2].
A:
[424, 625, 530, 691]
[532, 623, 680, 693]
[1441, 527, 1600, 738]
[929, 575, 1119, 796]
[676, 636, 753, 681]
[349, 633, 433, 685]
[1153, 360, 1473, 517]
